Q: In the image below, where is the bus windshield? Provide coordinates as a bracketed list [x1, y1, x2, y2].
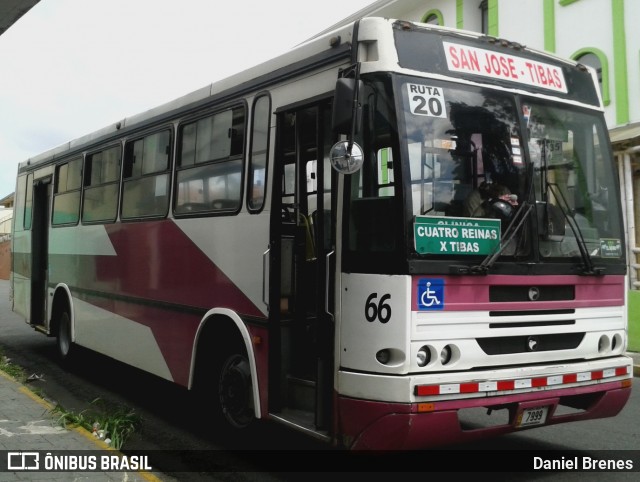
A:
[397, 75, 623, 264]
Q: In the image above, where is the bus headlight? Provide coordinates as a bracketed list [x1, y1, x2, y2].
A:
[440, 345, 453, 365]
[376, 349, 391, 365]
[416, 345, 431, 367]
[375, 348, 405, 366]
[598, 335, 610, 354]
[611, 334, 619, 351]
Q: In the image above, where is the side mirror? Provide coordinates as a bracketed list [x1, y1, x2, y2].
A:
[332, 78, 362, 135]
[330, 141, 364, 174]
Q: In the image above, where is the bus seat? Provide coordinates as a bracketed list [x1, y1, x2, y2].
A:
[298, 213, 316, 261]
[211, 199, 239, 210]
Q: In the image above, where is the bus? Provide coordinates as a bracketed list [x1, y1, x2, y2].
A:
[11, 17, 633, 450]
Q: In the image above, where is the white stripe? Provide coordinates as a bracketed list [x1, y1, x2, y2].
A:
[515, 379, 532, 389]
[577, 372, 591, 381]
[547, 375, 563, 385]
[440, 384, 461, 394]
[479, 381, 498, 391]
[603, 368, 616, 378]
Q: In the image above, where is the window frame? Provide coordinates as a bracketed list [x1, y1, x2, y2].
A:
[247, 93, 271, 213]
[173, 101, 247, 217]
[52, 156, 83, 226]
[81, 144, 122, 225]
[121, 127, 173, 221]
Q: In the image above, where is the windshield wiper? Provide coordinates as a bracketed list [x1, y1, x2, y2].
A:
[464, 201, 534, 274]
[547, 183, 605, 276]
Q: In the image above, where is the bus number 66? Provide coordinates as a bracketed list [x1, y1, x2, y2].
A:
[365, 293, 392, 323]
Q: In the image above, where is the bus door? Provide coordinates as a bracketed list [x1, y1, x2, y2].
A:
[30, 177, 52, 328]
[269, 100, 336, 434]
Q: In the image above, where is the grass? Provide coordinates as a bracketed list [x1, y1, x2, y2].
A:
[51, 397, 142, 450]
[0, 347, 27, 382]
[0, 348, 142, 450]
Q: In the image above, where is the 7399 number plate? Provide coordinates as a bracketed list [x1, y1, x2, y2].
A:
[517, 406, 549, 428]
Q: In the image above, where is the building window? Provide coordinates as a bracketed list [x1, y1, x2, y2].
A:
[577, 52, 603, 93]
[421, 10, 443, 26]
[480, 0, 488, 35]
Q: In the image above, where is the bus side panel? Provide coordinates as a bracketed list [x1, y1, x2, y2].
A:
[10, 230, 31, 321]
[47, 218, 267, 386]
[71, 293, 191, 384]
[10, 172, 31, 322]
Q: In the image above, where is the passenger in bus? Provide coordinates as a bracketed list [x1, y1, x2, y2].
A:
[463, 180, 518, 220]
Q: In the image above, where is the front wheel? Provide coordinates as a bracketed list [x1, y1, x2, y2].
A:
[218, 353, 255, 430]
[56, 311, 74, 361]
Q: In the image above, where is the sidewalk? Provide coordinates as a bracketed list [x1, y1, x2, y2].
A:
[0, 370, 165, 481]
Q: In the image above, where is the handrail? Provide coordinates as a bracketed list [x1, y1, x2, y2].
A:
[325, 250, 335, 320]
[262, 247, 270, 308]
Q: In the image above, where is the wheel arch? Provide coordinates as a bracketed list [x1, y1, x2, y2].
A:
[50, 283, 74, 340]
[189, 308, 261, 419]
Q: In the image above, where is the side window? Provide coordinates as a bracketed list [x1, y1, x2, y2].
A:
[122, 129, 171, 219]
[24, 173, 33, 230]
[13, 174, 29, 232]
[175, 105, 245, 215]
[53, 157, 82, 225]
[247, 95, 270, 212]
[82, 145, 121, 223]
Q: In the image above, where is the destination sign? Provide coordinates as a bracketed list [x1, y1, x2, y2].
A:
[443, 41, 568, 93]
[414, 216, 501, 255]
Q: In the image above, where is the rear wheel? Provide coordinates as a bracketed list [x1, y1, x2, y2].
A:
[56, 311, 74, 361]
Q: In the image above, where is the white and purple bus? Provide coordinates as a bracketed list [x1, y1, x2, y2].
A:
[11, 17, 632, 449]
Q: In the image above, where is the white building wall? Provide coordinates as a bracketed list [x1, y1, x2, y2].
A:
[460, 1, 481, 32]
[554, 0, 616, 126]
[625, 0, 640, 124]
[497, 1, 545, 49]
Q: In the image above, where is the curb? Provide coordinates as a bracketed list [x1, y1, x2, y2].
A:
[0, 368, 163, 481]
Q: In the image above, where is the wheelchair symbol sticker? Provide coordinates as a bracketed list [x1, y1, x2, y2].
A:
[417, 278, 444, 310]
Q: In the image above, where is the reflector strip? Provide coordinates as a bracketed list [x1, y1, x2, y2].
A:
[414, 364, 631, 396]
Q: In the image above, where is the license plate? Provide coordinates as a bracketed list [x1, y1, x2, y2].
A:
[517, 406, 549, 427]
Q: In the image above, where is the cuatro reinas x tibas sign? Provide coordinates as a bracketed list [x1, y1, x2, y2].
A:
[414, 216, 500, 255]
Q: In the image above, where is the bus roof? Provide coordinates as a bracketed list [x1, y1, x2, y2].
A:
[18, 18, 359, 172]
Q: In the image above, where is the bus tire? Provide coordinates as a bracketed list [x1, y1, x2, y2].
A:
[217, 351, 255, 430]
[56, 311, 74, 361]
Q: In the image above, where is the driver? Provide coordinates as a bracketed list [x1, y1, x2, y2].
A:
[463, 181, 518, 219]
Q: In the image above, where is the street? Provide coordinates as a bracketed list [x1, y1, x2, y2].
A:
[0, 279, 637, 480]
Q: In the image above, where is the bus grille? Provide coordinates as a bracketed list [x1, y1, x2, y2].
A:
[489, 285, 575, 302]
[477, 333, 584, 355]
